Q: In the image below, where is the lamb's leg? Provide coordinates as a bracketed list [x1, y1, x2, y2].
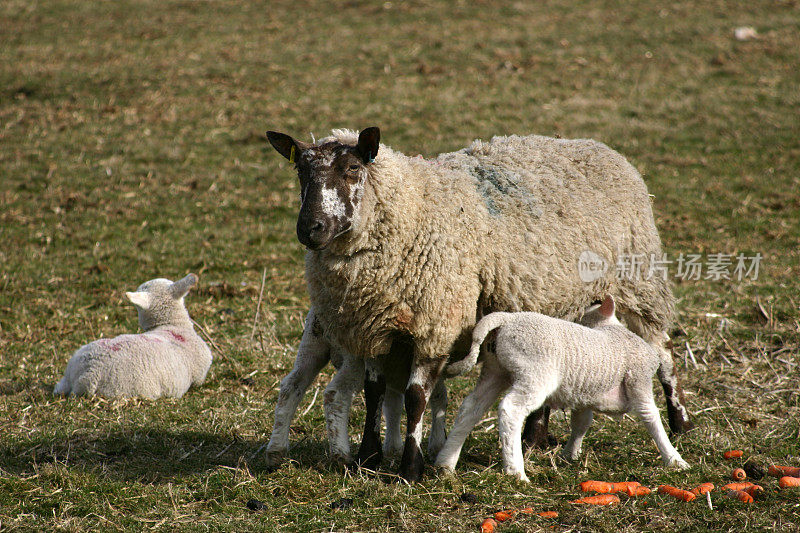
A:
[560, 408, 594, 461]
[355, 358, 386, 470]
[499, 386, 547, 482]
[382, 386, 405, 460]
[521, 406, 552, 450]
[399, 357, 447, 482]
[323, 351, 364, 464]
[266, 311, 330, 469]
[628, 383, 689, 469]
[427, 379, 448, 458]
[435, 361, 509, 471]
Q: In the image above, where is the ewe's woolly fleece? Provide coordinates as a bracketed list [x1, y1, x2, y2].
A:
[54, 277, 212, 399]
[306, 130, 673, 362]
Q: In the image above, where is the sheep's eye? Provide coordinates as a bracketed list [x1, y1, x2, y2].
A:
[347, 164, 360, 172]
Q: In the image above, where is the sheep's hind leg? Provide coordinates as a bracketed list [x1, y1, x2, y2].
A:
[399, 357, 447, 482]
[560, 408, 593, 461]
[266, 310, 330, 469]
[323, 351, 364, 465]
[435, 361, 509, 471]
[382, 386, 405, 460]
[426, 379, 448, 458]
[355, 358, 385, 471]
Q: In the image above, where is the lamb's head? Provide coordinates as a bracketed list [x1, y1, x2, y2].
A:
[578, 295, 623, 328]
[266, 127, 380, 250]
[125, 274, 198, 330]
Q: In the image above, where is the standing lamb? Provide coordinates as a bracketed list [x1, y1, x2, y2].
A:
[54, 274, 212, 399]
[435, 296, 690, 481]
[264, 127, 692, 481]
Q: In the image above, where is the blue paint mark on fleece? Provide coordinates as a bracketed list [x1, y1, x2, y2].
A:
[471, 164, 542, 218]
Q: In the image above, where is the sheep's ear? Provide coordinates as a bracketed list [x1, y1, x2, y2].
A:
[598, 295, 615, 318]
[126, 291, 152, 309]
[356, 127, 380, 164]
[170, 273, 198, 299]
[266, 131, 306, 164]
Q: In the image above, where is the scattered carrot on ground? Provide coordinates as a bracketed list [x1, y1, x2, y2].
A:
[570, 494, 620, 506]
[579, 481, 641, 494]
[480, 518, 497, 532]
[742, 485, 764, 498]
[770, 466, 800, 478]
[538, 511, 559, 518]
[727, 490, 754, 503]
[731, 468, 747, 481]
[493, 510, 515, 522]
[724, 450, 744, 459]
[657, 485, 697, 502]
[518, 508, 534, 515]
[691, 483, 715, 495]
[779, 476, 800, 488]
[626, 485, 652, 497]
[722, 482, 754, 491]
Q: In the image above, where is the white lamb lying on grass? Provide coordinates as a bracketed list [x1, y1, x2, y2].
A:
[54, 274, 212, 399]
[435, 296, 689, 482]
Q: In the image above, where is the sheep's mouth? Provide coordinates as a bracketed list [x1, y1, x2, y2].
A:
[303, 224, 352, 251]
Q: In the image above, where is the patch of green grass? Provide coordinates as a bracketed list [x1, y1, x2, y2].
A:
[1, 0, 799, 530]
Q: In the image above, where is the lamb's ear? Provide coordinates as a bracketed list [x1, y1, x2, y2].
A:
[170, 273, 198, 299]
[598, 295, 616, 318]
[126, 291, 152, 309]
[356, 127, 380, 164]
[266, 131, 305, 164]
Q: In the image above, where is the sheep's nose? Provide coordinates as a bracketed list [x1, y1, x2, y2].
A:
[297, 215, 331, 249]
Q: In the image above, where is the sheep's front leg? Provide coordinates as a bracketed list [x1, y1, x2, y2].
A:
[266, 310, 330, 469]
[560, 408, 593, 461]
[426, 379, 448, 458]
[355, 358, 385, 470]
[399, 357, 446, 482]
[323, 351, 364, 464]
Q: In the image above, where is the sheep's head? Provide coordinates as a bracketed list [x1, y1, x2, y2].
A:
[266, 127, 380, 250]
[126, 274, 198, 330]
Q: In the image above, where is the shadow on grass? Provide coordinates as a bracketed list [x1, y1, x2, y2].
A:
[0, 428, 336, 484]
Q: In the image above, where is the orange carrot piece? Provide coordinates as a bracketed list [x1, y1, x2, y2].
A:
[731, 468, 747, 481]
[727, 489, 754, 503]
[626, 485, 652, 497]
[690, 483, 715, 496]
[657, 485, 696, 502]
[518, 507, 534, 515]
[770, 465, 800, 478]
[722, 482, 754, 491]
[610, 481, 642, 493]
[779, 476, 800, 488]
[571, 494, 620, 505]
[579, 481, 614, 493]
[723, 450, 744, 459]
[494, 510, 515, 522]
[480, 518, 497, 532]
[742, 485, 764, 498]
[538, 511, 559, 518]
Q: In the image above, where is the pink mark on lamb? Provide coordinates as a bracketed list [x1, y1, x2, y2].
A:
[97, 339, 124, 352]
[168, 331, 187, 343]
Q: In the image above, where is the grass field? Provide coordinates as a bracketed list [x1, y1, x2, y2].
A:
[1, 0, 799, 530]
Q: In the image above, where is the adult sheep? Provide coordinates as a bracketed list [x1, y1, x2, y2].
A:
[265, 127, 692, 481]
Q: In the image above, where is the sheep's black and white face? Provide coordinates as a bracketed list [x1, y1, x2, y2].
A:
[267, 127, 380, 250]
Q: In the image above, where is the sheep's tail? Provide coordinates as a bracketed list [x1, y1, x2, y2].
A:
[655, 339, 693, 434]
[443, 312, 513, 377]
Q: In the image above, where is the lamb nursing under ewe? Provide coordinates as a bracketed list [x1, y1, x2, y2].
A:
[54, 274, 212, 399]
[264, 127, 692, 481]
[435, 296, 690, 481]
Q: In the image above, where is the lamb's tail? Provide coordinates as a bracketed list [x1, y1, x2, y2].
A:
[443, 312, 513, 377]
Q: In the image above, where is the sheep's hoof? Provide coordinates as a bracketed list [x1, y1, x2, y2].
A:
[264, 448, 288, 470]
[559, 448, 580, 462]
[352, 449, 382, 472]
[504, 468, 530, 483]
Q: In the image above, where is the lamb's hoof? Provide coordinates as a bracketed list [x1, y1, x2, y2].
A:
[504, 469, 530, 483]
[666, 457, 690, 470]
